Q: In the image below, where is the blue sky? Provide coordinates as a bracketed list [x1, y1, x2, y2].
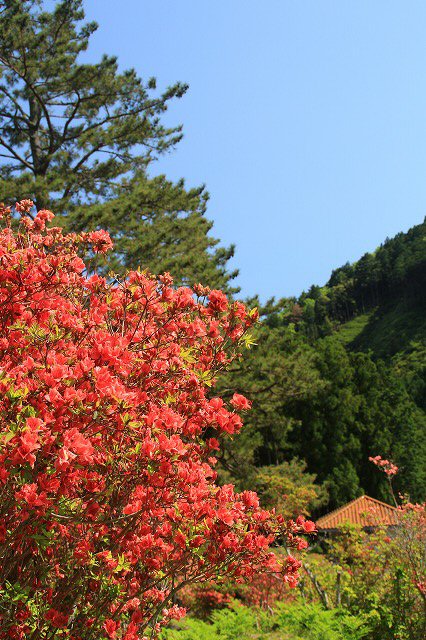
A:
[83, 0, 426, 300]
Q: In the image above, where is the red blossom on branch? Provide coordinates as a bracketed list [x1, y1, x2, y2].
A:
[369, 455, 399, 477]
[0, 202, 313, 639]
[230, 393, 252, 411]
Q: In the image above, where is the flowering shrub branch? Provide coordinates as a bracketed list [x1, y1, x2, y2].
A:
[369, 454, 425, 602]
[0, 201, 312, 639]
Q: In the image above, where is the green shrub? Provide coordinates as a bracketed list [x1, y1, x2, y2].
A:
[274, 602, 371, 640]
[162, 603, 261, 640]
[162, 600, 371, 640]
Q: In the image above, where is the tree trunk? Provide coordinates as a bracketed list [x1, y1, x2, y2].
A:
[303, 564, 330, 609]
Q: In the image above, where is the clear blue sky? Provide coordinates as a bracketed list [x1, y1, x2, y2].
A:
[83, 0, 426, 300]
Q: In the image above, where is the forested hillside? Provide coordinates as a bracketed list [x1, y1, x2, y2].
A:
[297, 216, 426, 355]
[220, 219, 426, 513]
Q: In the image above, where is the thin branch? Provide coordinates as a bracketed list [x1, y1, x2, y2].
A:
[0, 136, 34, 170]
[0, 85, 30, 122]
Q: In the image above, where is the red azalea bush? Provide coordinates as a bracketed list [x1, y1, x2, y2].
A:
[0, 201, 311, 639]
[369, 455, 426, 603]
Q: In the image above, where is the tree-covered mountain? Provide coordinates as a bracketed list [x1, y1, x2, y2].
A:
[291, 217, 426, 355]
[220, 219, 426, 513]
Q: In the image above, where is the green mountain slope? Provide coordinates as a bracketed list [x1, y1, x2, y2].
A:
[222, 218, 426, 513]
[338, 302, 426, 358]
[296, 216, 426, 354]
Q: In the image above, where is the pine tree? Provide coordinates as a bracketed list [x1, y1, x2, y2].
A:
[82, 173, 238, 289]
[0, 0, 238, 290]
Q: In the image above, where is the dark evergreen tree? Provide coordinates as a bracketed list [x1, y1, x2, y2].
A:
[0, 0, 238, 290]
[216, 317, 324, 491]
[82, 173, 238, 288]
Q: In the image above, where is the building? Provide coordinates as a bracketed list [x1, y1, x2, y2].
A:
[316, 495, 399, 534]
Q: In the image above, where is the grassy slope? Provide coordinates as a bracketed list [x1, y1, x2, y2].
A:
[336, 313, 373, 347]
[336, 301, 426, 359]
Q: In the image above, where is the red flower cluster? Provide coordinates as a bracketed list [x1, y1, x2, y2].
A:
[369, 455, 399, 477]
[0, 203, 311, 639]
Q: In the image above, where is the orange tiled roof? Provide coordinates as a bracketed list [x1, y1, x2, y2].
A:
[316, 495, 398, 530]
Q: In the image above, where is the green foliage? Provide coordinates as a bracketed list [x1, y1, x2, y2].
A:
[393, 342, 426, 410]
[162, 601, 371, 640]
[287, 338, 426, 506]
[162, 605, 261, 640]
[291, 217, 426, 356]
[326, 219, 426, 329]
[216, 321, 325, 491]
[254, 459, 328, 519]
[274, 603, 371, 640]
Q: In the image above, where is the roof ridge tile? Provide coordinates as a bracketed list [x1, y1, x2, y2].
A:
[316, 494, 398, 530]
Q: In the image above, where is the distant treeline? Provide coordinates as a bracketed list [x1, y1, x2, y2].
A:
[286, 218, 426, 337]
